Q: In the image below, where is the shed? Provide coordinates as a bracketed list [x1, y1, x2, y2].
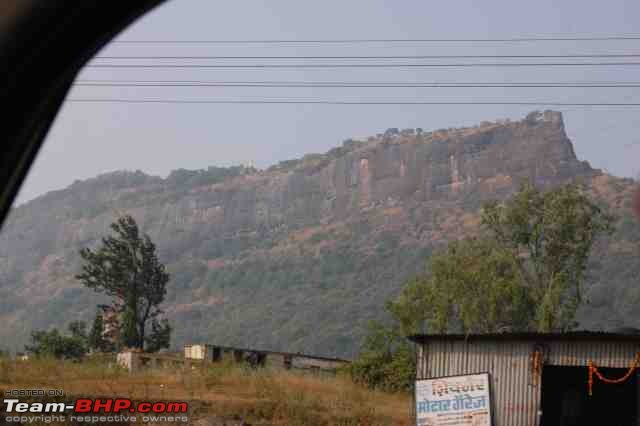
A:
[183, 343, 349, 372]
[408, 331, 640, 426]
[15, 352, 30, 361]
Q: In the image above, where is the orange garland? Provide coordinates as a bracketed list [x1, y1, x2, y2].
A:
[531, 350, 542, 386]
[588, 353, 640, 396]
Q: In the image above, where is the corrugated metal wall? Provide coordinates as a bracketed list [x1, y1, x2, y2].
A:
[416, 338, 640, 426]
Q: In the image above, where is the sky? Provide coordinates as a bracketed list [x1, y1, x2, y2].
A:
[14, 0, 640, 204]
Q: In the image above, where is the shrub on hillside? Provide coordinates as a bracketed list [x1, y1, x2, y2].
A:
[349, 321, 415, 392]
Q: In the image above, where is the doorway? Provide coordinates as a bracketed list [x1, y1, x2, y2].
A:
[540, 365, 637, 426]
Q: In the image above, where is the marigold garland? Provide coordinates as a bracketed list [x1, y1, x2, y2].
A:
[588, 353, 640, 396]
[531, 350, 542, 386]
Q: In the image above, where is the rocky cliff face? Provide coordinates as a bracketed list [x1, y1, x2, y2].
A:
[0, 110, 636, 357]
[170, 110, 591, 232]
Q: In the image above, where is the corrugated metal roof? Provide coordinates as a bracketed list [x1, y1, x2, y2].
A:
[408, 330, 640, 344]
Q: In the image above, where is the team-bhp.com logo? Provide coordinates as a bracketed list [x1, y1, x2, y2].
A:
[3, 398, 189, 423]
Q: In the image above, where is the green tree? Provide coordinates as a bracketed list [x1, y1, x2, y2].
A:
[145, 318, 172, 353]
[76, 215, 171, 351]
[392, 238, 532, 335]
[349, 319, 415, 392]
[68, 320, 87, 340]
[350, 238, 530, 391]
[482, 182, 614, 331]
[352, 183, 613, 389]
[87, 312, 114, 353]
[26, 323, 87, 360]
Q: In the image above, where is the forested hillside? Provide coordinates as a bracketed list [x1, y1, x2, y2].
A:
[0, 110, 638, 358]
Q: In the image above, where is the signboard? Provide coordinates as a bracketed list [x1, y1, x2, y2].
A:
[415, 372, 492, 426]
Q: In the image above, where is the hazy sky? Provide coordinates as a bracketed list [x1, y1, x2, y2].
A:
[15, 0, 640, 204]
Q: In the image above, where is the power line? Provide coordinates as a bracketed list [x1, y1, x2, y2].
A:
[93, 54, 640, 60]
[73, 80, 640, 88]
[84, 62, 640, 69]
[109, 35, 640, 44]
[65, 98, 640, 106]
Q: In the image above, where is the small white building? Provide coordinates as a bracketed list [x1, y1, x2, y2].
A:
[15, 352, 30, 361]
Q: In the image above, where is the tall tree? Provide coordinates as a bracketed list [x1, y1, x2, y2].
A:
[392, 238, 533, 335]
[76, 215, 171, 351]
[145, 318, 172, 353]
[351, 238, 528, 391]
[482, 182, 614, 331]
[87, 312, 114, 353]
[353, 183, 613, 389]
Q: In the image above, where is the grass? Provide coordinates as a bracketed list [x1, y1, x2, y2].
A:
[0, 356, 411, 425]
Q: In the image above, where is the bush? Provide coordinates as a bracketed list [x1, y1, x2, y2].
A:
[25, 327, 87, 360]
[349, 321, 415, 392]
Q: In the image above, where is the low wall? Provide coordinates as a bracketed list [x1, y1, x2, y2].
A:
[184, 344, 350, 372]
[117, 351, 197, 373]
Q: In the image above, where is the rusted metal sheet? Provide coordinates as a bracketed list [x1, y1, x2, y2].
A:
[545, 340, 639, 368]
[415, 335, 640, 426]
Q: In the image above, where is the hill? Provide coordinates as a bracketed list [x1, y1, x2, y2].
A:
[0, 110, 638, 357]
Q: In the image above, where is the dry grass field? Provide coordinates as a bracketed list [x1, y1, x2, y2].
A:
[0, 357, 411, 425]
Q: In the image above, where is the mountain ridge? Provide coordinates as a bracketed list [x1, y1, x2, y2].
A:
[1, 110, 638, 357]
